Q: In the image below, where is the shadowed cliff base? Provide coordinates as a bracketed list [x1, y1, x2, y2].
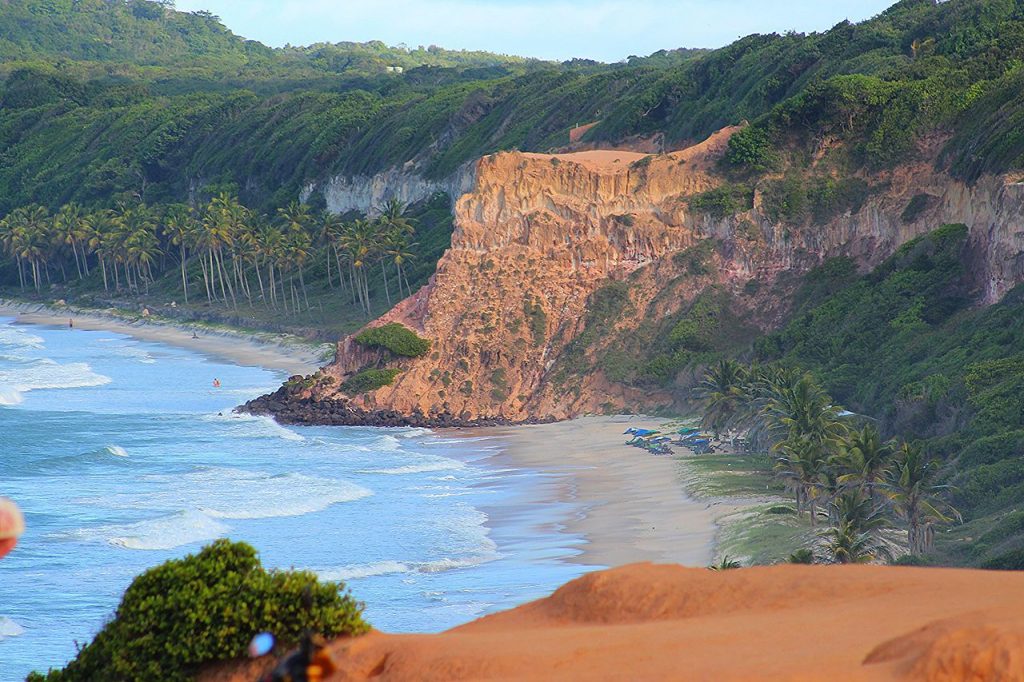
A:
[240, 384, 555, 428]
[200, 562, 1024, 682]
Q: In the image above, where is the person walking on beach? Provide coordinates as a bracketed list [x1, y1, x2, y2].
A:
[68, 318, 73, 329]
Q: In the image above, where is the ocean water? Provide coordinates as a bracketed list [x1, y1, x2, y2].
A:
[0, 317, 590, 681]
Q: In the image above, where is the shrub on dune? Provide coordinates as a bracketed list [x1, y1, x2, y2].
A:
[28, 539, 368, 682]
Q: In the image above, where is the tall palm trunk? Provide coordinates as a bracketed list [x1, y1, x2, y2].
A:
[254, 257, 266, 304]
[179, 246, 189, 304]
[71, 240, 82, 279]
[334, 247, 347, 296]
[299, 266, 310, 311]
[381, 260, 391, 306]
[200, 253, 212, 302]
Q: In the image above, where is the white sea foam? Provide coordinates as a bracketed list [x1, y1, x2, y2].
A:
[106, 510, 230, 550]
[0, 327, 44, 350]
[417, 556, 493, 573]
[201, 412, 305, 442]
[0, 388, 24, 406]
[82, 466, 372, 520]
[61, 509, 230, 551]
[372, 435, 403, 452]
[105, 445, 129, 458]
[314, 552, 497, 581]
[362, 456, 466, 476]
[0, 359, 111, 393]
[106, 344, 156, 364]
[398, 427, 433, 438]
[424, 491, 489, 499]
[0, 616, 26, 640]
[316, 560, 412, 582]
[427, 436, 497, 445]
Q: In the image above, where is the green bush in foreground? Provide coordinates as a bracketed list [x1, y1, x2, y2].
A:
[354, 323, 431, 357]
[341, 368, 402, 395]
[29, 540, 368, 682]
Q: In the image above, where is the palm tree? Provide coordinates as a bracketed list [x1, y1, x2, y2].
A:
[285, 230, 312, 312]
[339, 218, 377, 316]
[277, 201, 311, 235]
[0, 208, 29, 289]
[13, 205, 51, 291]
[162, 205, 197, 304]
[762, 373, 849, 448]
[383, 230, 418, 299]
[774, 436, 830, 524]
[376, 200, 416, 302]
[835, 425, 892, 503]
[884, 443, 959, 555]
[54, 203, 87, 280]
[377, 198, 415, 238]
[314, 210, 344, 289]
[821, 490, 893, 564]
[122, 204, 159, 292]
[85, 209, 116, 291]
[201, 193, 244, 307]
[255, 222, 285, 310]
[698, 359, 748, 437]
[708, 556, 743, 570]
[822, 521, 889, 564]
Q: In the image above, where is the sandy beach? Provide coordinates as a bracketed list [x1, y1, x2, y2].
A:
[490, 415, 725, 568]
[0, 300, 326, 376]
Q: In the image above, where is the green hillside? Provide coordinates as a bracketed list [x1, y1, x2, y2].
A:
[5, 0, 1024, 214]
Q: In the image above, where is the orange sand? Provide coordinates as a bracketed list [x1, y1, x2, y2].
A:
[521, 149, 649, 172]
[202, 562, 1024, 681]
[522, 124, 743, 175]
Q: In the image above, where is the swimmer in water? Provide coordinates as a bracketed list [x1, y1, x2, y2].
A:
[213, 378, 221, 388]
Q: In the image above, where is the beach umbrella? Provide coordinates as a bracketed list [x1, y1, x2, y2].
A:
[0, 498, 24, 560]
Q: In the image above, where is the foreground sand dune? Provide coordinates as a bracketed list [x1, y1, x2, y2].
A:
[203, 562, 1024, 681]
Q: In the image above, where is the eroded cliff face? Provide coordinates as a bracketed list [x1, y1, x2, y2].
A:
[253, 128, 1024, 425]
[303, 163, 477, 215]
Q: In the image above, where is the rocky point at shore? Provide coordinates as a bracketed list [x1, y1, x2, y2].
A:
[240, 384, 553, 428]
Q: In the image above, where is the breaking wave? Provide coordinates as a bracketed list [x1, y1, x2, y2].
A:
[0, 358, 111, 393]
[362, 456, 466, 476]
[79, 466, 372, 521]
[60, 509, 230, 551]
[0, 616, 26, 640]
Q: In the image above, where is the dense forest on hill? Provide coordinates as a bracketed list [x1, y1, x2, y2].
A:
[6, 0, 1024, 216]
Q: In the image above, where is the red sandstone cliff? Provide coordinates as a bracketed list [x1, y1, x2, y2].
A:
[280, 127, 1024, 423]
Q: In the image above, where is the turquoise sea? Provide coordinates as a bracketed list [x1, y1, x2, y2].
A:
[0, 317, 590, 681]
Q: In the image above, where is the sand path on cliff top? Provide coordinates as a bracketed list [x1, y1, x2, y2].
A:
[521, 125, 742, 173]
[205, 562, 1024, 681]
